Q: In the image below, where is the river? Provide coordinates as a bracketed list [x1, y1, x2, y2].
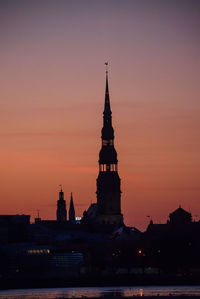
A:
[0, 286, 200, 298]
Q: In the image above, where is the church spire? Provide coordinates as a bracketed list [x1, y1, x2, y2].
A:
[69, 192, 75, 222]
[99, 64, 117, 169]
[95, 66, 123, 226]
[104, 63, 111, 112]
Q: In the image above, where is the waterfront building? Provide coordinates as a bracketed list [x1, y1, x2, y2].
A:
[146, 206, 197, 234]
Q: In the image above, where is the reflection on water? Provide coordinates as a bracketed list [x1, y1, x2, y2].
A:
[0, 286, 200, 298]
[100, 290, 123, 298]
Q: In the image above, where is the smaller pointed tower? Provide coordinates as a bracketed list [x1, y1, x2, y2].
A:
[69, 192, 75, 222]
[57, 185, 67, 222]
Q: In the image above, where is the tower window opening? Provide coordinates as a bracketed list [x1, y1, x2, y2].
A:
[103, 140, 107, 146]
[108, 164, 117, 172]
[100, 164, 107, 172]
[102, 139, 113, 146]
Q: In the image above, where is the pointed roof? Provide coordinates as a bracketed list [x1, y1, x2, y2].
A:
[69, 192, 75, 211]
[104, 67, 111, 113]
[69, 192, 75, 221]
[101, 65, 114, 142]
[170, 206, 191, 216]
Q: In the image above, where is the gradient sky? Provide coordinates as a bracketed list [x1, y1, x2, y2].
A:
[0, 0, 200, 230]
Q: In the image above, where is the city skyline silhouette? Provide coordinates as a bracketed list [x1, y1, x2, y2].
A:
[0, 0, 200, 230]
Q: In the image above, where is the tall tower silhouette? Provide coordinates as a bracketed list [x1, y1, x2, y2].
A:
[96, 67, 123, 226]
[57, 186, 67, 222]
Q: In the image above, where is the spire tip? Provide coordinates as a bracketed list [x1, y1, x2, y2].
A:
[105, 62, 108, 74]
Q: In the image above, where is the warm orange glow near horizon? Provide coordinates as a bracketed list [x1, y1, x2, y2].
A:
[0, 1, 200, 230]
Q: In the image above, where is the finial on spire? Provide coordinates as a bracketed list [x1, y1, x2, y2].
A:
[105, 62, 108, 74]
[59, 184, 62, 192]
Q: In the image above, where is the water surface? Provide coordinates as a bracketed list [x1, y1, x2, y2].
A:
[0, 286, 200, 299]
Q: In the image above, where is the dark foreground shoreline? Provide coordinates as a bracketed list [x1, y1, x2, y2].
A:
[53, 297, 200, 299]
[47, 297, 200, 299]
[1, 292, 200, 299]
[1, 275, 200, 290]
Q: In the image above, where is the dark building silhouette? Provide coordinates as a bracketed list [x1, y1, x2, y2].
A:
[0, 214, 30, 244]
[169, 205, 192, 226]
[56, 186, 67, 222]
[0, 215, 30, 225]
[84, 69, 123, 227]
[147, 206, 193, 234]
[69, 192, 75, 222]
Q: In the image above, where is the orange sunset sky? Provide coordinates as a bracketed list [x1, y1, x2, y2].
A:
[0, 0, 200, 230]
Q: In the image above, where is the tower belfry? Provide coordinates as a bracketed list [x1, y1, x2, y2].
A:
[57, 185, 67, 222]
[96, 65, 123, 226]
